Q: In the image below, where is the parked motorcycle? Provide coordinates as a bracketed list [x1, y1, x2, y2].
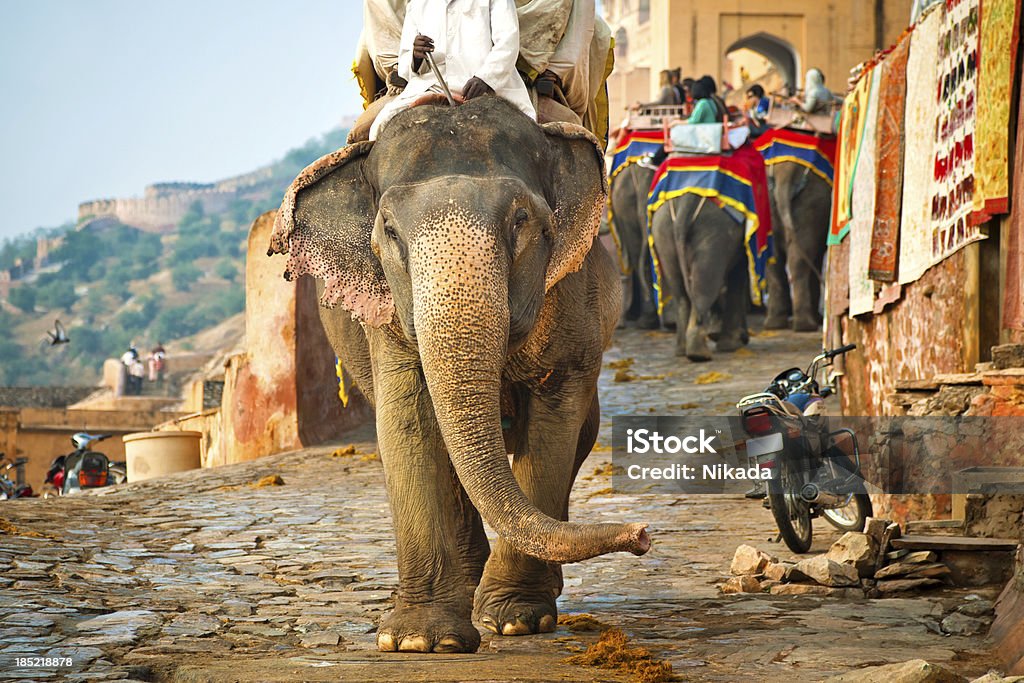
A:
[0, 455, 35, 500]
[736, 344, 872, 553]
[44, 433, 126, 496]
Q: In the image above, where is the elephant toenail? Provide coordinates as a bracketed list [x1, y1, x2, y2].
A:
[377, 632, 397, 651]
[538, 614, 556, 632]
[398, 635, 430, 652]
[501, 620, 531, 636]
[479, 616, 500, 634]
[434, 636, 464, 653]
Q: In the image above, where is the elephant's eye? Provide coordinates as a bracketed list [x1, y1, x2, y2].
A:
[384, 224, 399, 242]
[513, 207, 529, 229]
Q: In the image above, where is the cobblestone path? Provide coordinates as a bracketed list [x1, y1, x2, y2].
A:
[0, 326, 998, 682]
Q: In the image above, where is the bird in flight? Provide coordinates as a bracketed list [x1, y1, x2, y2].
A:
[46, 319, 70, 346]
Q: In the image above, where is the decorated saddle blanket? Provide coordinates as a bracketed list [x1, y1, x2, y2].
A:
[754, 128, 837, 185]
[646, 143, 774, 307]
[609, 129, 665, 180]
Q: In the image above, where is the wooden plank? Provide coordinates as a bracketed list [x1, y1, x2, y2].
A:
[905, 519, 966, 536]
[993, 556, 1024, 674]
[892, 535, 1020, 551]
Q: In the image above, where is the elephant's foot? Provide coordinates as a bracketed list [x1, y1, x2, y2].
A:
[377, 603, 481, 653]
[763, 313, 789, 330]
[685, 329, 712, 362]
[474, 575, 558, 636]
[792, 316, 820, 332]
[715, 332, 747, 353]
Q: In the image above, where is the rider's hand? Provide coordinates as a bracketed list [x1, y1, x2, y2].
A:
[462, 76, 494, 100]
[411, 34, 433, 71]
[412, 34, 434, 60]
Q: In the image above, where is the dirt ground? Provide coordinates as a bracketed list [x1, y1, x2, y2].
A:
[0, 324, 1001, 682]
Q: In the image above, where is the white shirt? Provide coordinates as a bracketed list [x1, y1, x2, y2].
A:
[370, 0, 535, 139]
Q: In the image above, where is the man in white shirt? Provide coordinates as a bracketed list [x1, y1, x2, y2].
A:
[368, 0, 535, 140]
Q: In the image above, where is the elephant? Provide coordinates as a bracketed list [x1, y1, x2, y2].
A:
[269, 96, 650, 654]
[608, 163, 661, 328]
[649, 194, 751, 361]
[763, 160, 831, 331]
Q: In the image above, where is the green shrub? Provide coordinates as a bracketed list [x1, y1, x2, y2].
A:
[8, 287, 36, 312]
[214, 259, 238, 282]
[171, 263, 202, 291]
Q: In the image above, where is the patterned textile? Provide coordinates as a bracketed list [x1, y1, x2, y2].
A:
[754, 129, 838, 185]
[971, 0, 1021, 221]
[609, 129, 665, 180]
[829, 70, 876, 244]
[898, 5, 944, 285]
[646, 144, 774, 307]
[929, 0, 983, 263]
[1003, 56, 1024, 331]
[869, 35, 911, 282]
[848, 68, 882, 317]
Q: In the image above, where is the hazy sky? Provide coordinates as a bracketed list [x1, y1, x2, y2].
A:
[0, 0, 365, 241]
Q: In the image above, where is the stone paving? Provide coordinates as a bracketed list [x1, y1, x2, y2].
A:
[0, 324, 1002, 682]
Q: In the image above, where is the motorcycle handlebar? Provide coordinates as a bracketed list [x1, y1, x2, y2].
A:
[825, 343, 857, 359]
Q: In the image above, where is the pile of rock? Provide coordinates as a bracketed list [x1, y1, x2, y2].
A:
[719, 517, 957, 599]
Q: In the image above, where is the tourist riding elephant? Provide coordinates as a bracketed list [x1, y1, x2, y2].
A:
[269, 97, 649, 654]
[609, 163, 661, 328]
[649, 194, 751, 361]
[763, 160, 831, 331]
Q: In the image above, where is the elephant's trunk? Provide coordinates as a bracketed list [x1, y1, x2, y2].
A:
[411, 222, 649, 564]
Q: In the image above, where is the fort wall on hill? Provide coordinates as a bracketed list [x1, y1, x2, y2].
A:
[77, 165, 276, 234]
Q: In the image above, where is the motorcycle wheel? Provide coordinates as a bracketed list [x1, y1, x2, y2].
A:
[768, 458, 813, 554]
[823, 495, 873, 532]
[821, 454, 873, 533]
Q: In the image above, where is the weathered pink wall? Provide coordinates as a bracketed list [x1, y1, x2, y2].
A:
[219, 212, 371, 464]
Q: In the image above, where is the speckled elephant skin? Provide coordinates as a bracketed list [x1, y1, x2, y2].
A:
[269, 97, 650, 654]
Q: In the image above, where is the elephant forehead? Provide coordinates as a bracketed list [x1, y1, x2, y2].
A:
[408, 203, 501, 262]
[383, 175, 532, 221]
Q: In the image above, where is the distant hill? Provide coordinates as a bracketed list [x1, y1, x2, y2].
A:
[0, 128, 349, 387]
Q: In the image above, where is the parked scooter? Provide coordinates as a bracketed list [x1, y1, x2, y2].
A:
[0, 455, 35, 500]
[736, 344, 872, 553]
[44, 433, 126, 496]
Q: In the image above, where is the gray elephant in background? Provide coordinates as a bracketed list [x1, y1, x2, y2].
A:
[649, 194, 751, 361]
[763, 160, 831, 331]
[608, 163, 661, 329]
[270, 97, 649, 654]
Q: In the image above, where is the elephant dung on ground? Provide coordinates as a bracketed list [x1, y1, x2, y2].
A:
[269, 97, 650, 654]
[649, 194, 752, 361]
[763, 160, 831, 332]
[609, 162, 661, 329]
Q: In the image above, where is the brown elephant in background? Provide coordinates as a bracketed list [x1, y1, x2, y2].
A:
[608, 163, 661, 329]
[763, 160, 832, 331]
[270, 97, 649, 654]
[649, 193, 752, 361]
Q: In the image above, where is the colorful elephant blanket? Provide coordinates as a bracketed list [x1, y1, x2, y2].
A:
[754, 128, 837, 186]
[646, 143, 774, 308]
[609, 129, 665, 180]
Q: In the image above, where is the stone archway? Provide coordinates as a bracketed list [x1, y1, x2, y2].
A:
[725, 31, 801, 93]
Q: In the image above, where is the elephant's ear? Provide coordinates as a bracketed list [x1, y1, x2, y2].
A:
[540, 122, 608, 291]
[269, 141, 394, 327]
